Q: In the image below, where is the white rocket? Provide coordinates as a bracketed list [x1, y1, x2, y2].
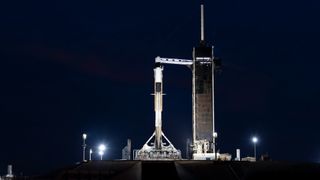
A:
[134, 62, 181, 160]
[154, 64, 163, 150]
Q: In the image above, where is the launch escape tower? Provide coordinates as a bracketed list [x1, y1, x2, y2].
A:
[135, 4, 221, 160]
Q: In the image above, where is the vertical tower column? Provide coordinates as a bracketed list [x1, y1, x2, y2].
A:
[211, 47, 216, 156]
[191, 4, 217, 160]
[192, 46, 214, 156]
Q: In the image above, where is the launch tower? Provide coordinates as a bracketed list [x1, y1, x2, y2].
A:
[152, 4, 221, 160]
[135, 4, 220, 160]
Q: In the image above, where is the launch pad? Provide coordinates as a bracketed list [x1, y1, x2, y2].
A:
[135, 4, 223, 160]
[133, 132, 181, 160]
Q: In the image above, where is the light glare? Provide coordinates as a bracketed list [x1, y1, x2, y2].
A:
[252, 137, 258, 143]
[98, 151, 104, 156]
[99, 144, 106, 151]
[83, 133, 87, 140]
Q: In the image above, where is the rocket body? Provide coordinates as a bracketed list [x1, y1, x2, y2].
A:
[154, 65, 163, 149]
[135, 62, 181, 160]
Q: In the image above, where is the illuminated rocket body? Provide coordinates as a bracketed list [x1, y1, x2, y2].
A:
[154, 64, 163, 150]
[134, 63, 181, 160]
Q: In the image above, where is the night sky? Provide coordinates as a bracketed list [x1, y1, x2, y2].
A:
[1, 0, 320, 176]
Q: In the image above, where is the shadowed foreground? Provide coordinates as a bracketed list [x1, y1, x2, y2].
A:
[20, 160, 320, 180]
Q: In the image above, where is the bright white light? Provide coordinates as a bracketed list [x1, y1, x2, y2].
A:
[252, 137, 258, 143]
[98, 144, 106, 151]
[98, 151, 104, 156]
[82, 133, 87, 140]
[213, 132, 218, 138]
[90, 149, 93, 154]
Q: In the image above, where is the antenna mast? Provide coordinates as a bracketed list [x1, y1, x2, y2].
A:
[201, 4, 205, 42]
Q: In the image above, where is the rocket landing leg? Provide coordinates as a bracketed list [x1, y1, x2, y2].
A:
[134, 131, 181, 160]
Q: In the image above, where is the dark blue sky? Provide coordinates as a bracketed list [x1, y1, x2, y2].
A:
[1, 0, 320, 176]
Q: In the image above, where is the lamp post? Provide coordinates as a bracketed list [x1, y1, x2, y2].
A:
[98, 151, 104, 160]
[213, 132, 218, 160]
[82, 133, 87, 162]
[252, 136, 258, 160]
[89, 149, 93, 161]
[98, 144, 106, 160]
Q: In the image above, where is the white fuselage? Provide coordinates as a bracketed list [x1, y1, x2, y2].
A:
[154, 66, 163, 149]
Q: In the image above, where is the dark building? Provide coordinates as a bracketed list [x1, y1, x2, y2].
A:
[192, 43, 215, 154]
